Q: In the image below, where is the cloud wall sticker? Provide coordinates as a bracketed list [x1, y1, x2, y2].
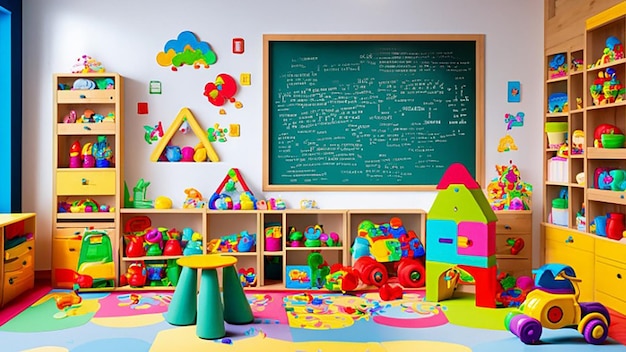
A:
[156, 31, 217, 71]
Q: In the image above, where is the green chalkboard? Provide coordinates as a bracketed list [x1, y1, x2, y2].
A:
[263, 34, 484, 191]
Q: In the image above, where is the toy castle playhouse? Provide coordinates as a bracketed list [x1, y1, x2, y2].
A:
[426, 163, 499, 308]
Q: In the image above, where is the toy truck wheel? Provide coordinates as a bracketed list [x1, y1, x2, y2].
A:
[582, 318, 609, 345]
[353, 257, 387, 287]
[396, 259, 425, 288]
[353, 256, 376, 285]
[508, 314, 542, 345]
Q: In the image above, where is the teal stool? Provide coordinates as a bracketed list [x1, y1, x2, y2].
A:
[165, 254, 253, 339]
[164, 264, 197, 325]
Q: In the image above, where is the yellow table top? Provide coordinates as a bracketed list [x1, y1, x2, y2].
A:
[177, 254, 237, 269]
[0, 213, 36, 227]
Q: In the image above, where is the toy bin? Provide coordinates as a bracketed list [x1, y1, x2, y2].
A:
[550, 198, 569, 227]
[545, 122, 568, 148]
[264, 223, 282, 252]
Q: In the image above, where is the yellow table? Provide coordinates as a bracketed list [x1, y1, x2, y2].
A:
[165, 254, 254, 339]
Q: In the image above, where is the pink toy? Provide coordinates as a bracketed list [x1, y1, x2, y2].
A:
[181, 146, 195, 161]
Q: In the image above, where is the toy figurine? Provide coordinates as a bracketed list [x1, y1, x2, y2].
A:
[92, 136, 112, 167]
[81, 142, 95, 168]
[69, 141, 81, 168]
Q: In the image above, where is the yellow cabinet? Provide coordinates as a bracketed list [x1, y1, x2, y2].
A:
[594, 238, 626, 315]
[544, 225, 595, 302]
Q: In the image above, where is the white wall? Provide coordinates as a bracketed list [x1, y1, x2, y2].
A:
[22, 0, 544, 270]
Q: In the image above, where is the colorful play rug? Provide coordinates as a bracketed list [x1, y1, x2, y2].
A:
[0, 289, 625, 352]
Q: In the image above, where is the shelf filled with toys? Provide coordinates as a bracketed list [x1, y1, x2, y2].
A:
[117, 168, 432, 293]
[51, 59, 125, 291]
[584, 26, 626, 241]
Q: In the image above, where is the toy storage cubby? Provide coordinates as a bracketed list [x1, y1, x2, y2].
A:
[347, 209, 427, 264]
[279, 210, 347, 290]
[206, 210, 261, 288]
[119, 208, 205, 290]
[543, 3, 626, 312]
[260, 211, 284, 287]
[0, 214, 36, 307]
[52, 73, 124, 291]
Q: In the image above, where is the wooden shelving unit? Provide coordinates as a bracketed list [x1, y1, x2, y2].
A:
[51, 73, 124, 290]
[543, 3, 626, 311]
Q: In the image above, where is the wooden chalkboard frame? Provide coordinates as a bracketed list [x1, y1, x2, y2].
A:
[263, 34, 485, 191]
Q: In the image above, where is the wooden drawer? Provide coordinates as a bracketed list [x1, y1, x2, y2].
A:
[595, 237, 626, 265]
[595, 258, 626, 314]
[57, 123, 116, 135]
[494, 211, 532, 234]
[2, 269, 34, 306]
[56, 89, 118, 103]
[56, 169, 116, 195]
[5, 239, 34, 261]
[544, 226, 594, 252]
[5, 247, 34, 272]
[495, 234, 531, 258]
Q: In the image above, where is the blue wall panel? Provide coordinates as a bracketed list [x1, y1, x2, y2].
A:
[0, 0, 22, 212]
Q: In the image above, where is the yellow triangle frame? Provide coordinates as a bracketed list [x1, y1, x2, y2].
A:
[150, 107, 220, 162]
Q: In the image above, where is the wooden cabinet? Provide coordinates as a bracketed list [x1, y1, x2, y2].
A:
[51, 73, 124, 290]
[594, 237, 626, 314]
[0, 214, 36, 307]
[494, 210, 533, 279]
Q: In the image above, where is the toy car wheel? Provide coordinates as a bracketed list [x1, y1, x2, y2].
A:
[368, 261, 388, 287]
[353, 257, 377, 286]
[397, 259, 425, 288]
[582, 318, 609, 345]
[508, 314, 542, 345]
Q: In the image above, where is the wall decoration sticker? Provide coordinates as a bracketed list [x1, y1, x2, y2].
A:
[497, 134, 518, 152]
[144, 121, 164, 144]
[240, 73, 251, 86]
[507, 81, 521, 102]
[149, 80, 162, 94]
[156, 31, 218, 71]
[504, 112, 524, 130]
[232, 38, 245, 54]
[203, 73, 239, 107]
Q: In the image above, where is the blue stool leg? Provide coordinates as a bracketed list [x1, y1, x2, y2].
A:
[197, 268, 225, 339]
[165, 266, 197, 326]
[223, 265, 254, 324]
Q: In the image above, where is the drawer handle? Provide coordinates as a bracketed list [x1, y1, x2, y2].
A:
[79, 94, 86, 99]
[83, 125, 91, 131]
[565, 236, 574, 243]
[504, 225, 511, 230]
[81, 178, 88, 185]
[618, 273, 622, 279]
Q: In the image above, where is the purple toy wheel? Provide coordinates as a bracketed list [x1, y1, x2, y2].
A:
[583, 318, 609, 345]
[509, 314, 542, 344]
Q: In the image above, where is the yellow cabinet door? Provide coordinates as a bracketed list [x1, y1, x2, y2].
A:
[545, 239, 594, 302]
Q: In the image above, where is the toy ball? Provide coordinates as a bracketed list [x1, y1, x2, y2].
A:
[155, 196, 173, 209]
[516, 276, 534, 291]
